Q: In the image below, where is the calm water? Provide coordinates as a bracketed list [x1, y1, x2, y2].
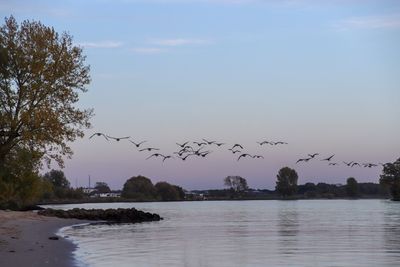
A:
[47, 200, 400, 267]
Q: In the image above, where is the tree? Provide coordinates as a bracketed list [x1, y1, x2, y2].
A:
[275, 167, 298, 197]
[380, 158, 400, 201]
[43, 169, 70, 198]
[121, 175, 156, 200]
[346, 177, 359, 198]
[224, 176, 248, 198]
[0, 16, 92, 168]
[95, 182, 111, 193]
[155, 182, 180, 201]
[173, 185, 185, 200]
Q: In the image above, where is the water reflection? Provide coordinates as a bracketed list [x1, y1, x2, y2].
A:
[384, 201, 400, 263]
[56, 200, 400, 267]
[277, 201, 299, 256]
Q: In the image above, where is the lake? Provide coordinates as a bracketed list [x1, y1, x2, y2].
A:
[47, 200, 400, 267]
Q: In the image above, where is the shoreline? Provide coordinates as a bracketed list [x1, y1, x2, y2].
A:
[0, 210, 90, 267]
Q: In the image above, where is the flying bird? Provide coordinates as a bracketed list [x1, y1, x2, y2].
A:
[202, 139, 216, 145]
[139, 147, 160, 152]
[329, 163, 339, 166]
[363, 163, 378, 168]
[178, 154, 195, 161]
[308, 153, 319, 158]
[214, 142, 225, 147]
[351, 162, 360, 167]
[199, 151, 212, 158]
[176, 142, 189, 148]
[146, 153, 164, 160]
[231, 144, 244, 150]
[274, 141, 288, 145]
[296, 158, 312, 164]
[321, 155, 335, 161]
[89, 132, 109, 141]
[257, 141, 270, 146]
[193, 141, 207, 147]
[230, 149, 241, 154]
[107, 135, 130, 142]
[129, 140, 147, 148]
[162, 155, 174, 162]
[237, 153, 252, 161]
[343, 161, 354, 167]
[252, 155, 264, 159]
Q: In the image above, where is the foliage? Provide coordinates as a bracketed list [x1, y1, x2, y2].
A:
[43, 169, 71, 199]
[95, 182, 111, 193]
[224, 176, 248, 197]
[0, 16, 92, 168]
[275, 167, 298, 197]
[346, 177, 359, 198]
[155, 181, 180, 201]
[0, 148, 44, 209]
[121, 175, 156, 200]
[380, 158, 400, 201]
[173, 185, 185, 200]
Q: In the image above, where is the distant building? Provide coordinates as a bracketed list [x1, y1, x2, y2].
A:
[98, 192, 121, 198]
[82, 187, 96, 194]
[184, 190, 206, 200]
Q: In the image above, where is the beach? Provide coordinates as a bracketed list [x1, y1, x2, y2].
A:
[0, 210, 88, 267]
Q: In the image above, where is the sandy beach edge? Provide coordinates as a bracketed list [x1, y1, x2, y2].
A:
[0, 210, 90, 267]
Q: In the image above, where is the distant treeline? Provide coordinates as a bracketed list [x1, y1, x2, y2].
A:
[193, 182, 388, 200]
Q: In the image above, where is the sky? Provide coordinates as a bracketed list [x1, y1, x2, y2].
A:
[1, 0, 399, 190]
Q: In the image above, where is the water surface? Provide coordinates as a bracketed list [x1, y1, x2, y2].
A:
[49, 200, 400, 267]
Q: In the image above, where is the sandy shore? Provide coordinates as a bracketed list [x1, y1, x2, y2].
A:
[0, 210, 89, 267]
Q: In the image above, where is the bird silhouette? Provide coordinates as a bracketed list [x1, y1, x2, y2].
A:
[214, 142, 225, 147]
[176, 142, 189, 148]
[363, 163, 378, 168]
[308, 153, 319, 158]
[162, 155, 174, 162]
[237, 153, 252, 161]
[274, 141, 288, 145]
[139, 147, 160, 152]
[89, 132, 109, 141]
[146, 153, 164, 160]
[329, 162, 339, 166]
[199, 151, 212, 157]
[129, 140, 147, 147]
[296, 158, 312, 164]
[173, 147, 192, 156]
[351, 162, 360, 167]
[178, 154, 194, 161]
[231, 144, 244, 150]
[230, 149, 241, 154]
[107, 135, 130, 142]
[252, 155, 264, 159]
[202, 139, 216, 145]
[321, 155, 335, 161]
[193, 141, 206, 147]
[257, 141, 271, 145]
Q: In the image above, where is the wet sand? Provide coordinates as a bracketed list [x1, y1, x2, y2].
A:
[0, 210, 89, 267]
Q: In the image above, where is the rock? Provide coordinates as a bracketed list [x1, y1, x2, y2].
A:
[38, 208, 163, 223]
[48, 236, 59, 240]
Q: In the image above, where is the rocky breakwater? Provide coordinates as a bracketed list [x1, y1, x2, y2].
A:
[38, 208, 163, 223]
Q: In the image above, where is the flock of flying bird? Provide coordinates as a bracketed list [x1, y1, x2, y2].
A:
[89, 132, 381, 168]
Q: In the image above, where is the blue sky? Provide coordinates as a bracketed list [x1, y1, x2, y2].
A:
[1, 0, 399, 189]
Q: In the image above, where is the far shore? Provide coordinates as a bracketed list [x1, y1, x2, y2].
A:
[38, 195, 389, 206]
[0, 210, 90, 267]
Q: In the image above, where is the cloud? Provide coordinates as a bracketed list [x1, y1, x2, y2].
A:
[78, 41, 124, 48]
[131, 47, 165, 54]
[335, 14, 400, 30]
[149, 38, 212, 46]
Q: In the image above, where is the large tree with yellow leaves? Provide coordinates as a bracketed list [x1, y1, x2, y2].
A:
[0, 16, 92, 169]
